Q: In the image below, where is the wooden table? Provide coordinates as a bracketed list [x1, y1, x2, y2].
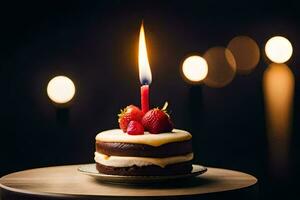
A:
[0, 164, 258, 200]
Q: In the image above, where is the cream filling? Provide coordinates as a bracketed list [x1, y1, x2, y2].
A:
[95, 129, 192, 147]
[94, 152, 194, 168]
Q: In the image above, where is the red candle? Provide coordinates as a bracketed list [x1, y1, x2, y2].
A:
[141, 85, 149, 113]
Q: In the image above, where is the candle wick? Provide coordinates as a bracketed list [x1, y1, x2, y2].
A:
[141, 79, 150, 85]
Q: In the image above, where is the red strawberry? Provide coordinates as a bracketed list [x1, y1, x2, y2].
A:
[118, 105, 143, 132]
[142, 103, 174, 134]
[127, 121, 144, 135]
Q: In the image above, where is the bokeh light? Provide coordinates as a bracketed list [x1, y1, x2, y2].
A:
[263, 63, 294, 176]
[227, 36, 260, 74]
[182, 55, 208, 83]
[265, 36, 293, 63]
[203, 47, 236, 88]
[47, 76, 76, 104]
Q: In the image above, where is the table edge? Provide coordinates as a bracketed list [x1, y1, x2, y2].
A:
[0, 165, 258, 198]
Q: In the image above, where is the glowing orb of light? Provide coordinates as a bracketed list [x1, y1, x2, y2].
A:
[203, 47, 236, 88]
[227, 36, 260, 74]
[47, 76, 76, 104]
[265, 36, 293, 63]
[182, 55, 208, 83]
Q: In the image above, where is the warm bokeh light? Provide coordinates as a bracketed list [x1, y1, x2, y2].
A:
[138, 22, 152, 85]
[182, 55, 208, 83]
[203, 47, 236, 88]
[265, 36, 293, 63]
[263, 63, 294, 176]
[227, 36, 260, 74]
[47, 76, 76, 104]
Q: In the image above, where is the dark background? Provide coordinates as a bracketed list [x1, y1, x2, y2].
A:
[1, 0, 300, 199]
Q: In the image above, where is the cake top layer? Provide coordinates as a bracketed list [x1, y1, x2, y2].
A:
[95, 129, 192, 147]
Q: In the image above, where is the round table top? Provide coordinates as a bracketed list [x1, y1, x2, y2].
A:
[0, 164, 257, 199]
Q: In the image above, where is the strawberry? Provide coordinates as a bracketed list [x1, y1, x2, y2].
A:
[127, 121, 144, 135]
[142, 102, 174, 134]
[118, 105, 143, 132]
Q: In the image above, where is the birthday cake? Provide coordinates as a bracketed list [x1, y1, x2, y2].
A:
[94, 104, 193, 176]
[94, 22, 194, 176]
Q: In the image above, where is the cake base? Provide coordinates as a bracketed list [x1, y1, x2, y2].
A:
[96, 140, 192, 157]
[96, 162, 193, 176]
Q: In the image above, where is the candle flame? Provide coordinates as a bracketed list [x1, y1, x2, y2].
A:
[138, 22, 152, 85]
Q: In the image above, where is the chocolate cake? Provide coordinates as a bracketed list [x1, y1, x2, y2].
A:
[94, 129, 193, 176]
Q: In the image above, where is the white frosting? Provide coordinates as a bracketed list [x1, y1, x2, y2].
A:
[94, 152, 194, 168]
[95, 129, 192, 147]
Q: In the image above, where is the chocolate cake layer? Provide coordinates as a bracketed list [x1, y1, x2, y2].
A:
[96, 161, 193, 176]
[96, 140, 192, 157]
